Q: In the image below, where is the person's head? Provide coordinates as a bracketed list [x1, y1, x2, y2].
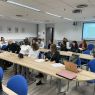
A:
[82, 40, 87, 44]
[1, 37, 5, 42]
[63, 37, 68, 42]
[8, 40, 13, 45]
[50, 44, 57, 53]
[38, 39, 41, 43]
[32, 39, 36, 44]
[32, 43, 39, 51]
[72, 41, 78, 48]
[24, 38, 30, 45]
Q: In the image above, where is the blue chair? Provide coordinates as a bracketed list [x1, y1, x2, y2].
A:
[7, 75, 28, 95]
[76, 58, 81, 67]
[82, 49, 90, 55]
[88, 44, 94, 51]
[0, 67, 3, 81]
[87, 59, 95, 95]
[81, 49, 90, 64]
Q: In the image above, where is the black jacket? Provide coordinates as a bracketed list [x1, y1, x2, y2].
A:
[45, 51, 60, 63]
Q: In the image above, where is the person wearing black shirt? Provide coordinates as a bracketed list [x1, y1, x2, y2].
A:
[70, 41, 79, 53]
[45, 44, 60, 63]
[6, 40, 20, 53]
[36, 44, 60, 86]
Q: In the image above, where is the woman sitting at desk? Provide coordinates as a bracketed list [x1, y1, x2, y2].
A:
[79, 40, 87, 51]
[70, 41, 79, 53]
[36, 44, 61, 86]
[45, 44, 61, 63]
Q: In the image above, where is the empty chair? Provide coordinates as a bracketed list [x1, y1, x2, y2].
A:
[7, 75, 28, 95]
[87, 44, 94, 51]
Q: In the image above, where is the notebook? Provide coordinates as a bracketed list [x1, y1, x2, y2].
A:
[56, 70, 77, 80]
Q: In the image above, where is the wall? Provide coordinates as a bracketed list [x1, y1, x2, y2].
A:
[54, 22, 83, 41]
[0, 19, 37, 40]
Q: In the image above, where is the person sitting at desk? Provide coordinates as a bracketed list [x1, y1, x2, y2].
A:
[36, 44, 61, 86]
[79, 40, 87, 51]
[48, 40, 53, 49]
[0, 37, 8, 50]
[37, 38, 44, 49]
[70, 41, 79, 53]
[60, 41, 68, 51]
[45, 44, 61, 63]
[28, 43, 39, 58]
[6, 40, 20, 53]
[19, 38, 31, 78]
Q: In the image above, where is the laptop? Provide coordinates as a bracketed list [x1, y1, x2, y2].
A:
[64, 61, 79, 73]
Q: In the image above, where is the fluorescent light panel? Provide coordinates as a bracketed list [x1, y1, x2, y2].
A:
[64, 18, 73, 21]
[7, 0, 40, 12]
[46, 12, 61, 18]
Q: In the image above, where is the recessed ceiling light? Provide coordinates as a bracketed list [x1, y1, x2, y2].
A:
[7, 0, 41, 12]
[64, 18, 73, 21]
[72, 9, 82, 13]
[46, 12, 62, 18]
[76, 4, 88, 8]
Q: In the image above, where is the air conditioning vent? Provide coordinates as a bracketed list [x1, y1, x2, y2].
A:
[72, 9, 82, 13]
[76, 4, 88, 8]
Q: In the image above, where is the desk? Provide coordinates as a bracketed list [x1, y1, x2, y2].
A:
[2, 85, 17, 95]
[39, 48, 94, 60]
[0, 51, 95, 94]
[0, 52, 95, 81]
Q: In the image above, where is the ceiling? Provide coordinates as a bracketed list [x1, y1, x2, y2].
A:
[0, 0, 95, 23]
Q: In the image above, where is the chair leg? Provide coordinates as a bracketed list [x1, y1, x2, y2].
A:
[93, 83, 95, 95]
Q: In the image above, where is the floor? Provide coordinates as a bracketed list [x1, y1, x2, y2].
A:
[3, 67, 95, 95]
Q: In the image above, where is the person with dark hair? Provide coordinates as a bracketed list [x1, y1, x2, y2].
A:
[37, 39, 44, 48]
[79, 40, 87, 50]
[60, 41, 67, 51]
[45, 44, 61, 63]
[0, 37, 8, 50]
[48, 40, 53, 49]
[28, 43, 39, 58]
[70, 41, 79, 52]
[36, 44, 61, 86]
[20, 38, 31, 55]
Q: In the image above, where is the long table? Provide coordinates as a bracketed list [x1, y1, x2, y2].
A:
[3, 85, 17, 95]
[0, 51, 95, 81]
[39, 48, 94, 60]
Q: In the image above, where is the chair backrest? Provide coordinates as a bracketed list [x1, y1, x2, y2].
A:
[7, 75, 28, 95]
[88, 59, 95, 72]
[76, 58, 81, 66]
[87, 44, 94, 51]
[83, 49, 90, 55]
[0, 67, 3, 81]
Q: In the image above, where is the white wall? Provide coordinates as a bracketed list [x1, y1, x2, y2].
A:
[38, 24, 45, 39]
[54, 22, 83, 41]
[0, 19, 37, 40]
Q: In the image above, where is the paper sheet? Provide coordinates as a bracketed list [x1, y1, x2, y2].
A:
[51, 63, 64, 68]
[35, 59, 45, 63]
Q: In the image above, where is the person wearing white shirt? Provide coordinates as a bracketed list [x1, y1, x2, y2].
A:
[38, 39, 44, 48]
[17, 39, 31, 79]
[28, 43, 39, 58]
